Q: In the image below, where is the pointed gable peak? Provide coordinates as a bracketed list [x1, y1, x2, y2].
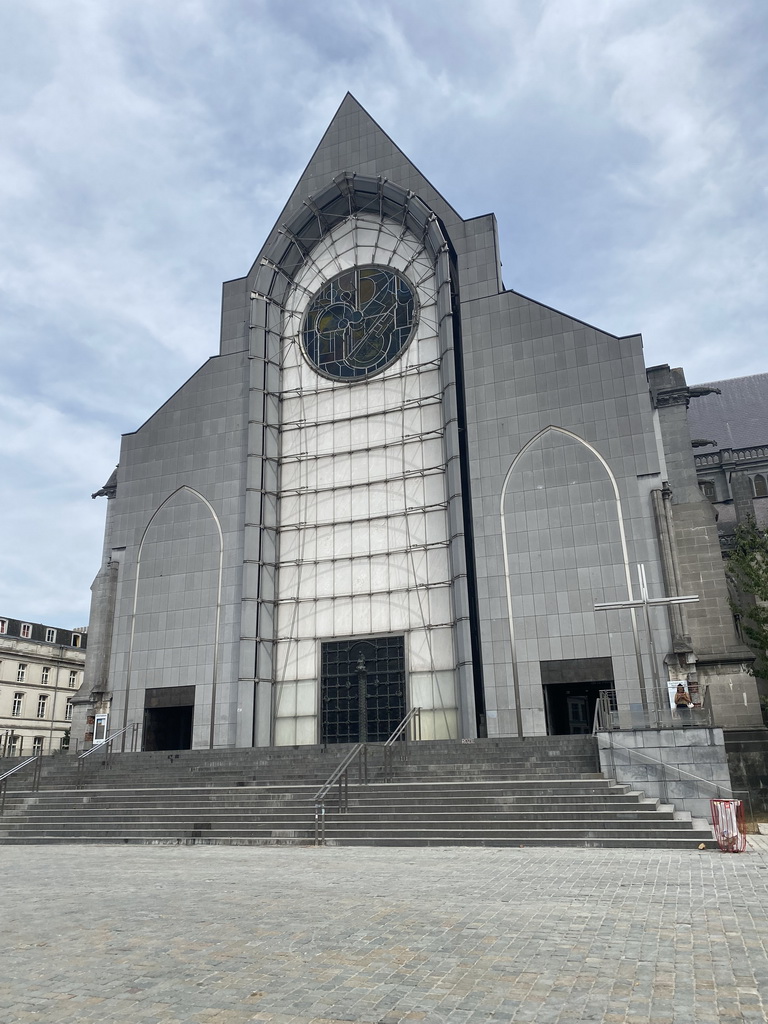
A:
[273, 94, 462, 238]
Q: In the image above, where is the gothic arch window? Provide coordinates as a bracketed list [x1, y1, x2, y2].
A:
[499, 425, 638, 736]
[754, 474, 767, 497]
[699, 480, 716, 500]
[125, 486, 224, 748]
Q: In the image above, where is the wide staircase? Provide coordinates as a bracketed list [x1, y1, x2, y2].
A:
[0, 736, 713, 848]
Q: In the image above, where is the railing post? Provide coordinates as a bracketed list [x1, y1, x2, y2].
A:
[312, 709, 420, 847]
[0, 756, 44, 814]
[338, 771, 348, 813]
[314, 803, 326, 846]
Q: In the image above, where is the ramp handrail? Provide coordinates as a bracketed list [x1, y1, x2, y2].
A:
[0, 755, 42, 814]
[603, 733, 731, 804]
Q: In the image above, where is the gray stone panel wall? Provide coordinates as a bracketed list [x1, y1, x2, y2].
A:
[697, 660, 763, 729]
[219, 277, 249, 358]
[597, 727, 732, 822]
[454, 214, 503, 303]
[672, 502, 744, 655]
[106, 352, 249, 748]
[725, 729, 768, 814]
[462, 288, 671, 734]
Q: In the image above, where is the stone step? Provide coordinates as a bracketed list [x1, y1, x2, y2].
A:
[0, 827, 712, 848]
[0, 835, 712, 849]
[28, 769, 605, 790]
[10, 790, 651, 806]
[1, 799, 675, 818]
[0, 816, 692, 835]
[0, 734, 713, 850]
[6, 777, 631, 794]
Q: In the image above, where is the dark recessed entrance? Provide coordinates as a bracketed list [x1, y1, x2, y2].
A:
[142, 685, 195, 751]
[321, 636, 406, 744]
[541, 658, 615, 736]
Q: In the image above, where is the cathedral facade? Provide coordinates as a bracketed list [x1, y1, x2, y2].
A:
[75, 96, 762, 751]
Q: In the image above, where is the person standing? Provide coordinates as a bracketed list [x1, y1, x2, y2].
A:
[674, 683, 694, 725]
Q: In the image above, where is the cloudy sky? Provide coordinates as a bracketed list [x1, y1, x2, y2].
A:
[1, 0, 766, 628]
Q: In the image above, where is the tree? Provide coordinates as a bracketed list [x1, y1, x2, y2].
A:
[727, 517, 768, 680]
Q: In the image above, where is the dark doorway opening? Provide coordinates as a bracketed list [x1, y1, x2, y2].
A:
[540, 658, 615, 736]
[321, 636, 406, 744]
[543, 681, 609, 735]
[143, 685, 195, 751]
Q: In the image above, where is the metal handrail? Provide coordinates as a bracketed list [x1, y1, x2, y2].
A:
[603, 733, 730, 803]
[313, 707, 424, 846]
[78, 722, 138, 759]
[591, 698, 602, 736]
[313, 743, 368, 847]
[383, 706, 422, 781]
[594, 688, 713, 732]
[384, 706, 421, 746]
[0, 755, 42, 815]
[77, 722, 139, 786]
[314, 742, 368, 806]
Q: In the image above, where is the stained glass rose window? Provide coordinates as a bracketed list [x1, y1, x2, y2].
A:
[303, 267, 417, 380]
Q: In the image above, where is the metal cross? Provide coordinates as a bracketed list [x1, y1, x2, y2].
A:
[594, 564, 699, 714]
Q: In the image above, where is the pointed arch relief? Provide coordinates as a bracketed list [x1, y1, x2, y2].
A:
[499, 427, 637, 737]
[124, 487, 224, 748]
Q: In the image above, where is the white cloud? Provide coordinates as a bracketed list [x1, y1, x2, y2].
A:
[0, 0, 765, 623]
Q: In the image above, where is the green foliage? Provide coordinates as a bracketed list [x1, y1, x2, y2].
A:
[727, 517, 768, 678]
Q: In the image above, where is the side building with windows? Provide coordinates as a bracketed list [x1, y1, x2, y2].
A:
[0, 617, 87, 757]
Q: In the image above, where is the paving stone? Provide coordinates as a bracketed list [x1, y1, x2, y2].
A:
[2, 844, 768, 1022]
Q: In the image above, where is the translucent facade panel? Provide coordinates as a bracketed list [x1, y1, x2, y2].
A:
[274, 681, 297, 718]
[295, 717, 316, 745]
[295, 680, 316, 717]
[273, 216, 458, 743]
[409, 670, 457, 708]
[419, 708, 459, 740]
[273, 716, 296, 746]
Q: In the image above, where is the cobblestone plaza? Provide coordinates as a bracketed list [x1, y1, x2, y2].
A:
[4, 842, 768, 1023]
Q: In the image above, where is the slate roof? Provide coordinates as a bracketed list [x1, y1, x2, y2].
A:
[687, 373, 768, 450]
